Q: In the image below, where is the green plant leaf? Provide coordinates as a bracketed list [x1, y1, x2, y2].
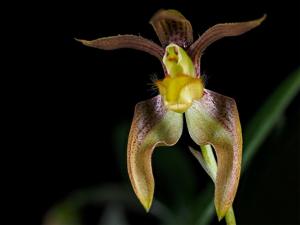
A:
[242, 67, 300, 170]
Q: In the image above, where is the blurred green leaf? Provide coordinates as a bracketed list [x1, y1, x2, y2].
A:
[112, 121, 130, 179]
[42, 185, 136, 225]
[98, 204, 128, 225]
[43, 201, 81, 225]
[243, 67, 300, 170]
[154, 146, 197, 208]
[193, 67, 300, 225]
[43, 184, 176, 225]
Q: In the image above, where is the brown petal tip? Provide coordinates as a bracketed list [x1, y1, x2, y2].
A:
[248, 14, 267, 28]
[74, 38, 91, 46]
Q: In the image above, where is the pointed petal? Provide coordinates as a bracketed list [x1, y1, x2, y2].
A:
[150, 9, 193, 48]
[185, 90, 242, 219]
[127, 95, 183, 211]
[188, 15, 266, 75]
[76, 35, 164, 61]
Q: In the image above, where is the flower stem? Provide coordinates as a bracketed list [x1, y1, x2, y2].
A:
[201, 145, 217, 178]
[200, 145, 236, 225]
[225, 206, 236, 225]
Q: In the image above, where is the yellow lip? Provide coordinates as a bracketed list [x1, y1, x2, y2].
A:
[156, 74, 204, 113]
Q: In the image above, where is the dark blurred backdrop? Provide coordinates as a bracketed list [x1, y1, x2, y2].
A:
[3, 0, 300, 224]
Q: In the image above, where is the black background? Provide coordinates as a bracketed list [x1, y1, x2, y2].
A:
[3, 0, 300, 224]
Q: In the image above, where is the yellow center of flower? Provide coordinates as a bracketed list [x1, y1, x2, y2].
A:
[156, 43, 204, 113]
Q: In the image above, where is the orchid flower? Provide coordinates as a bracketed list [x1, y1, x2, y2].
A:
[77, 9, 265, 219]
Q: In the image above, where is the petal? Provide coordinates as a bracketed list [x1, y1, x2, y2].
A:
[76, 35, 164, 61]
[156, 74, 204, 113]
[185, 90, 242, 219]
[150, 9, 193, 48]
[188, 15, 266, 76]
[127, 95, 183, 211]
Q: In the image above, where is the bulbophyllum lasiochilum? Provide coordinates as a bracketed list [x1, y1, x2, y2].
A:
[77, 9, 265, 220]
